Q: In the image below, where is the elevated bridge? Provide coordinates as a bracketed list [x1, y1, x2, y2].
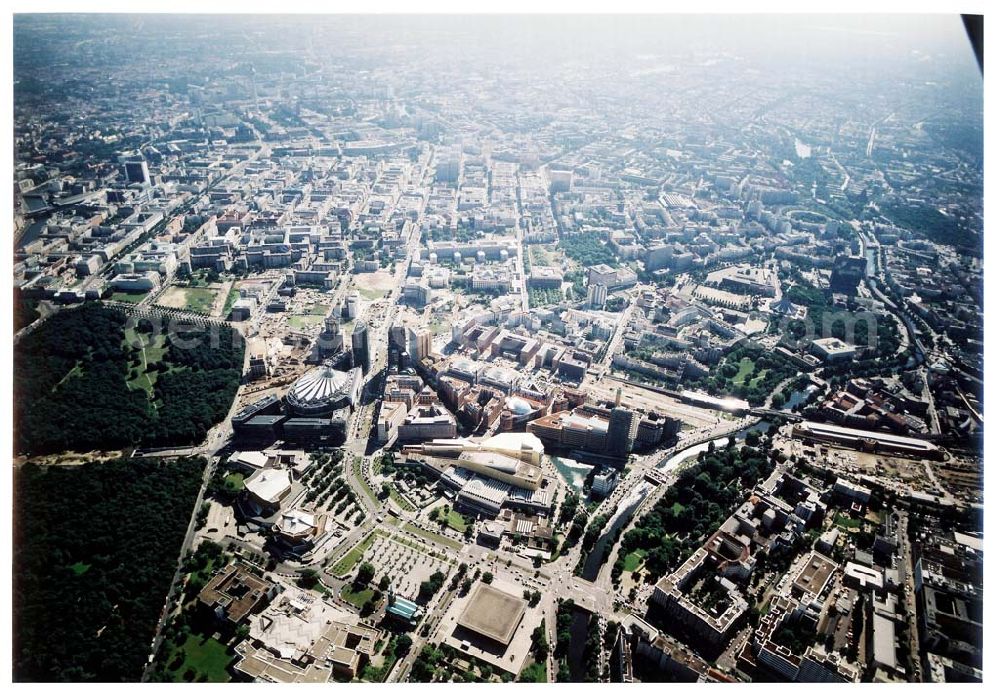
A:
[749, 407, 803, 423]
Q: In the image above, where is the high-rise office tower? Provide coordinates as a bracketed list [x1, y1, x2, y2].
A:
[607, 406, 639, 458]
[124, 158, 150, 185]
[389, 323, 432, 368]
[352, 321, 371, 374]
[587, 283, 608, 309]
[315, 315, 343, 359]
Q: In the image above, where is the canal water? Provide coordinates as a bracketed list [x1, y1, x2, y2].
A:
[551, 455, 592, 493]
[566, 604, 592, 682]
[579, 480, 653, 581]
[864, 247, 877, 276]
[783, 385, 818, 410]
[656, 420, 770, 473]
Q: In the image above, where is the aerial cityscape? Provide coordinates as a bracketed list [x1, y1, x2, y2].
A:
[11, 12, 984, 684]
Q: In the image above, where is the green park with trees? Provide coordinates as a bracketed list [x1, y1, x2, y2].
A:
[13, 456, 206, 681]
[557, 232, 617, 267]
[14, 303, 244, 456]
[682, 343, 798, 407]
[611, 440, 776, 585]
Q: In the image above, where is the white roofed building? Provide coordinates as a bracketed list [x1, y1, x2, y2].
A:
[285, 363, 363, 415]
[244, 468, 292, 512]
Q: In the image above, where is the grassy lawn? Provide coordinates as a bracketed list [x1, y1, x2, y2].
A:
[445, 509, 467, 533]
[288, 314, 325, 329]
[758, 596, 772, 615]
[357, 286, 386, 301]
[749, 369, 770, 389]
[124, 329, 169, 364]
[834, 514, 862, 530]
[404, 523, 463, 551]
[386, 533, 443, 560]
[163, 632, 234, 682]
[623, 549, 647, 573]
[188, 557, 219, 589]
[123, 329, 172, 398]
[732, 357, 755, 385]
[123, 326, 144, 348]
[389, 485, 416, 513]
[128, 371, 155, 397]
[305, 303, 330, 316]
[222, 289, 240, 318]
[340, 584, 375, 609]
[223, 472, 244, 491]
[69, 561, 91, 575]
[110, 290, 148, 304]
[123, 329, 166, 393]
[330, 532, 378, 577]
[180, 287, 219, 314]
[383, 515, 402, 529]
[519, 660, 547, 683]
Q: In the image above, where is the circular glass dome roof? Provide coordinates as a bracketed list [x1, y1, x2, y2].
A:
[484, 366, 513, 382]
[286, 364, 355, 415]
[505, 396, 533, 417]
[452, 358, 477, 374]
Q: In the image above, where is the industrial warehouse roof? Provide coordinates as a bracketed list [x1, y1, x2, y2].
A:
[797, 421, 940, 452]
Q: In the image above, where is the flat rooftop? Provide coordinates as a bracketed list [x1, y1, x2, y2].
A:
[813, 337, 854, 350]
[457, 583, 527, 646]
[793, 552, 838, 599]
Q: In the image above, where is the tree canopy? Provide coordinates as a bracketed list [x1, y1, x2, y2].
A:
[14, 303, 244, 455]
[13, 456, 206, 681]
[613, 441, 775, 583]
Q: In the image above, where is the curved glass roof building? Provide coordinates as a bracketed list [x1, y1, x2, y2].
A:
[285, 363, 362, 416]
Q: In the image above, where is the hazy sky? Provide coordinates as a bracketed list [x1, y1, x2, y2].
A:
[13, 13, 983, 101]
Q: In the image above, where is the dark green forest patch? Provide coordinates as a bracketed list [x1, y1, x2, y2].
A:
[13, 456, 206, 681]
[14, 303, 244, 455]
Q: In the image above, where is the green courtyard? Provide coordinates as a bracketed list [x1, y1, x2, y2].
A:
[162, 632, 235, 682]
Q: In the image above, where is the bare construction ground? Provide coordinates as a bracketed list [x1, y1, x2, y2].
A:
[353, 270, 396, 300]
